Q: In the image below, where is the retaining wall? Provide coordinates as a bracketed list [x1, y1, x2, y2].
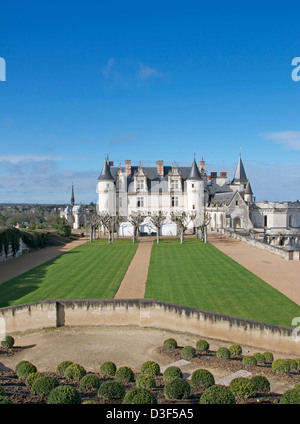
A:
[0, 299, 299, 354]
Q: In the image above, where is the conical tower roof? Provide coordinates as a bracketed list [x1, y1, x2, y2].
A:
[187, 158, 202, 180]
[71, 183, 75, 206]
[245, 180, 253, 195]
[97, 157, 115, 181]
[232, 154, 247, 183]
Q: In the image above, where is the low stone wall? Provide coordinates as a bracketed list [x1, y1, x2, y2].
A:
[0, 239, 29, 263]
[0, 299, 298, 354]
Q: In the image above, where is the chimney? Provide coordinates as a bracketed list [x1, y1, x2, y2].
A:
[156, 160, 164, 177]
[109, 161, 114, 166]
[199, 157, 205, 171]
[125, 160, 131, 177]
[211, 172, 217, 178]
[220, 172, 227, 178]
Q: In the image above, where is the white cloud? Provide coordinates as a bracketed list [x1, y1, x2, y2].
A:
[0, 154, 64, 163]
[263, 131, 300, 150]
[138, 64, 159, 80]
[101, 57, 115, 77]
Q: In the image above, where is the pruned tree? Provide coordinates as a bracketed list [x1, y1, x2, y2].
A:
[170, 211, 196, 244]
[150, 211, 167, 244]
[87, 213, 99, 242]
[128, 211, 145, 244]
[98, 212, 115, 244]
[114, 212, 124, 240]
[199, 212, 211, 243]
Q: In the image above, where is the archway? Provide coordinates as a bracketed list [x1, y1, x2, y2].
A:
[233, 217, 241, 229]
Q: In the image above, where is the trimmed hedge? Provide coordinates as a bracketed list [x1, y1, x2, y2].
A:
[31, 376, 59, 397]
[1, 335, 15, 348]
[98, 381, 125, 400]
[196, 339, 209, 352]
[280, 388, 300, 404]
[200, 385, 236, 404]
[242, 356, 257, 366]
[253, 352, 266, 364]
[16, 362, 37, 379]
[123, 388, 157, 404]
[181, 346, 196, 360]
[229, 344, 242, 356]
[135, 374, 156, 389]
[190, 369, 215, 389]
[47, 385, 82, 404]
[25, 372, 44, 387]
[229, 377, 256, 399]
[216, 347, 230, 359]
[56, 361, 74, 374]
[115, 366, 134, 383]
[79, 374, 101, 389]
[99, 361, 117, 377]
[250, 376, 270, 393]
[263, 352, 274, 363]
[140, 361, 160, 376]
[163, 366, 183, 382]
[64, 363, 86, 381]
[163, 338, 177, 349]
[272, 359, 291, 374]
[164, 378, 191, 400]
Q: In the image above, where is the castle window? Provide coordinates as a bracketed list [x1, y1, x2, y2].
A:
[192, 184, 194, 188]
[264, 215, 268, 227]
[236, 200, 239, 205]
[137, 179, 144, 190]
[171, 179, 179, 190]
[137, 197, 144, 207]
[171, 196, 179, 207]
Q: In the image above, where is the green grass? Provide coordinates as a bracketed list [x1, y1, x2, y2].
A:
[145, 238, 300, 327]
[0, 239, 137, 307]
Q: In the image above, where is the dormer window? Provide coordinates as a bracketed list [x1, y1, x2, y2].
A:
[137, 179, 144, 190]
[170, 179, 179, 190]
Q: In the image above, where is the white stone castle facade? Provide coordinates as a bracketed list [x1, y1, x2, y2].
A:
[96, 155, 300, 248]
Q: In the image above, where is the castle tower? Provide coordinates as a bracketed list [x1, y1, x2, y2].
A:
[97, 157, 116, 215]
[244, 180, 253, 203]
[186, 158, 204, 225]
[71, 183, 75, 206]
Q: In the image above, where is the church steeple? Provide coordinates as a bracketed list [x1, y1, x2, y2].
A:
[71, 183, 75, 206]
[232, 154, 247, 184]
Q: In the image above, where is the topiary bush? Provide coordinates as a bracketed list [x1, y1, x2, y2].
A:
[200, 385, 236, 404]
[286, 359, 298, 372]
[140, 361, 160, 376]
[79, 374, 101, 389]
[164, 378, 191, 400]
[250, 376, 270, 393]
[1, 335, 15, 348]
[229, 377, 256, 399]
[56, 361, 74, 374]
[64, 363, 86, 381]
[163, 338, 178, 349]
[16, 361, 37, 379]
[181, 346, 196, 360]
[242, 355, 257, 366]
[196, 339, 209, 352]
[135, 374, 156, 389]
[98, 381, 125, 400]
[216, 347, 230, 360]
[163, 366, 183, 382]
[15, 360, 31, 373]
[0, 396, 12, 404]
[25, 372, 44, 387]
[47, 385, 81, 404]
[229, 344, 242, 356]
[99, 361, 117, 377]
[280, 388, 300, 404]
[31, 376, 59, 397]
[190, 369, 215, 389]
[123, 388, 157, 404]
[115, 366, 134, 383]
[253, 353, 266, 364]
[272, 359, 291, 374]
[263, 352, 274, 363]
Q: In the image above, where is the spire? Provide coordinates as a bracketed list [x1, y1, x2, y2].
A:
[97, 156, 115, 181]
[245, 180, 253, 195]
[187, 157, 202, 180]
[232, 154, 247, 183]
[71, 183, 75, 206]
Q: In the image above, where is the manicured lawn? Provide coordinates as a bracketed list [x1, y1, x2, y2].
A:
[0, 239, 137, 307]
[145, 238, 300, 327]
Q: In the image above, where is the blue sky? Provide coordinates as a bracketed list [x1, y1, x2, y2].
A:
[0, 0, 300, 204]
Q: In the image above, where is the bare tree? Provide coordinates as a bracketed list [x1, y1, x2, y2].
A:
[150, 211, 167, 244]
[128, 211, 145, 244]
[199, 212, 211, 243]
[114, 212, 124, 239]
[87, 213, 99, 242]
[170, 211, 196, 244]
[98, 212, 115, 244]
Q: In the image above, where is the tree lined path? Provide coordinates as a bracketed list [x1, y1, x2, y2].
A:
[114, 237, 154, 299]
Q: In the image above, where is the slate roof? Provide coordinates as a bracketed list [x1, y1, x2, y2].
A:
[231, 155, 247, 183]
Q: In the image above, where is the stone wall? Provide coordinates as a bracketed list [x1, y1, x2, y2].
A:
[0, 239, 29, 263]
[0, 299, 298, 354]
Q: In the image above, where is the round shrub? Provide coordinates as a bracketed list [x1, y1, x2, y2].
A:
[0, 385, 6, 397]
[15, 360, 31, 373]
[280, 388, 300, 404]
[250, 376, 270, 393]
[56, 361, 74, 374]
[1, 335, 15, 348]
[123, 388, 157, 404]
[272, 359, 290, 374]
[253, 353, 266, 364]
[0, 395, 12, 404]
[286, 359, 298, 372]
[200, 385, 236, 404]
[229, 344, 242, 356]
[25, 372, 44, 387]
[135, 374, 156, 389]
[263, 352, 274, 363]
[163, 338, 177, 349]
[115, 366, 134, 383]
[47, 385, 81, 404]
[181, 346, 196, 360]
[16, 362, 37, 379]
[140, 361, 160, 376]
[98, 381, 125, 400]
[216, 347, 230, 360]
[163, 366, 183, 382]
[229, 377, 256, 399]
[164, 378, 191, 400]
[99, 361, 117, 377]
[294, 382, 300, 391]
[196, 339, 209, 352]
[190, 369, 215, 389]
[242, 355, 257, 366]
[79, 374, 101, 389]
[31, 376, 59, 397]
[64, 363, 86, 381]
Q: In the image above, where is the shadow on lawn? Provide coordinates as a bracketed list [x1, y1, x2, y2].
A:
[0, 251, 81, 308]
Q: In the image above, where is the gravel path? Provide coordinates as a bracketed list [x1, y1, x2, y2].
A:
[208, 231, 300, 306]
